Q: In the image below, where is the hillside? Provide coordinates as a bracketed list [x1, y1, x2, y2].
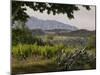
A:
[31, 29, 95, 36]
[26, 16, 78, 31]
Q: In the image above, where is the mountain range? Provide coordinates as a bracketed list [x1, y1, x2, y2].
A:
[26, 16, 78, 31]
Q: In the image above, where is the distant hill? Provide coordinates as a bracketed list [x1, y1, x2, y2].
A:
[59, 29, 96, 36]
[31, 28, 95, 36]
[26, 16, 78, 31]
[26, 16, 95, 36]
[31, 29, 45, 36]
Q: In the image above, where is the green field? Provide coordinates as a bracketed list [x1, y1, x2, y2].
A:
[12, 29, 96, 74]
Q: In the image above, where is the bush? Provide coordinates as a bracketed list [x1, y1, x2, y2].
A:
[86, 35, 96, 50]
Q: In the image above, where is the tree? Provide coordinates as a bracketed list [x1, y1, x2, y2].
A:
[12, 0, 90, 24]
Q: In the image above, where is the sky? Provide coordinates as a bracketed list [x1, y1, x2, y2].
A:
[25, 5, 96, 31]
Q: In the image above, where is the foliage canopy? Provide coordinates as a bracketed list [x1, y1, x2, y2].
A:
[12, 1, 90, 23]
